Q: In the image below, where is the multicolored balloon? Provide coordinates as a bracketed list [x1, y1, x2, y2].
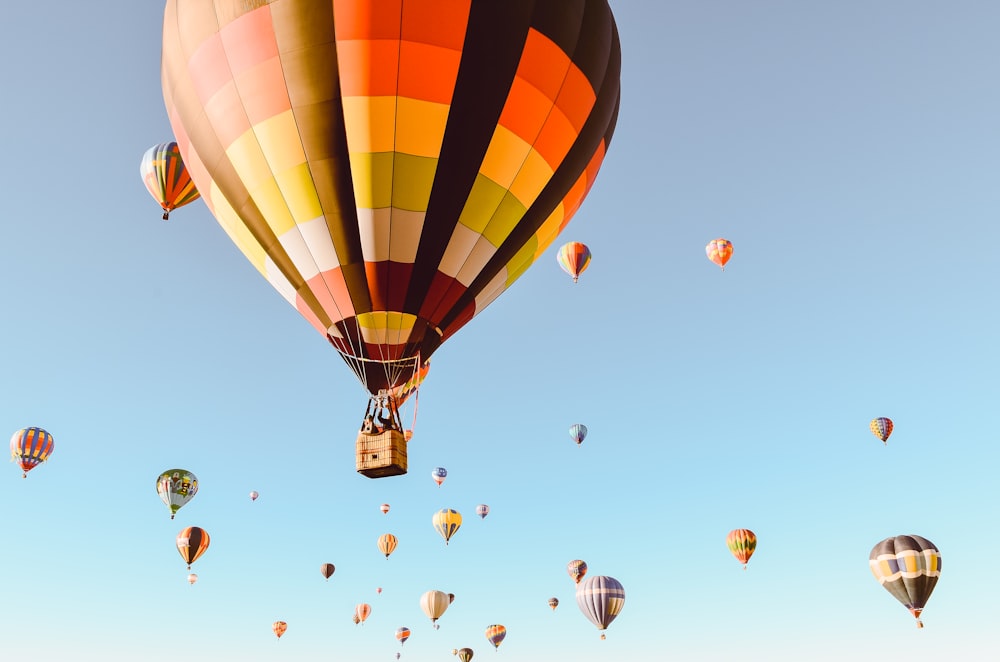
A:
[569, 423, 588, 446]
[273, 621, 287, 639]
[548, 597, 559, 611]
[378, 533, 398, 559]
[726, 529, 757, 569]
[320, 563, 335, 581]
[433, 509, 463, 545]
[249, 490, 259, 501]
[576, 575, 625, 639]
[381, 503, 391, 515]
[352, 614, 360, 625]
[395, 626, 410, 646]
[706, 238, 733, 270]
[457, 648, 474, 662]
[10, 427, 54, 478]
[485, 624, 506, 650]
[156, 469, 199, 519]
[476, 504, 490, 520]
[140, 142, 201, 221]
[870, 417, 893, 445]
[432, 467, 448, 487]
[870, 535, 941, 628]
[557, 241, 592, 283]
[355, 603, 371, 625]
[420, 590, 450, 626]
[567, 559, 588, 584]
[176, 526, 210, 570]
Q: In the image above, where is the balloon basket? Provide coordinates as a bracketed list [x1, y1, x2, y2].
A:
[356, 429, 408, 478]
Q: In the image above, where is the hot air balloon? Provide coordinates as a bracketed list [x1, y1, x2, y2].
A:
[433, 508, 463, 545]
[156, 469, 199, 519]
[569, 423, 587, 446]
[320, 563, 336, 580]
[378, 533, 398, 559]
[249, 490, 259, 501]
[567, 559, 588, 584]
[187, 573, 198, 585]
[726, 529, 757, 569]
[870, 417, 893, 445]
[10, 427, 54, 478]
[576, 575, 625, 639]
[457, 648, 474, 662]
[448, 593, 456, 604]
[485, 624, 506, 650]
[557, 241, 592, 283]
[376, 586, 383, 596]
[706, 238, 733, 270]
[476, 504, 489, 520]
[140, 141, 201, 220]
[395, 626, 411, 646]
[176, 526, 210, 570]
[352, 614, 360, 625]
[159, 0, 622, 477]
[355, 603, 371, 625]
[548, 597, 559, 611]
[432, 467, 448, 487]
[870, 535, 941, 628]
[420, 590, 450, 626]
[381, 503, 391, 515]
[273, 621, 287, 639]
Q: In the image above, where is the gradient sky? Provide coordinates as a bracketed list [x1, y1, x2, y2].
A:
[1, 2, 999, 661]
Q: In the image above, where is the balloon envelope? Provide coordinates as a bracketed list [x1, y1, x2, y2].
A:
[557, 241, 592, 282]
[548, 597, 559, 611]
[432, 508, 463, 545]
[457, 648, 474, 662]
[870, 534, 941, 627]
[485, 624, 506, 650]
[381, 503, 391, 515]
[726, 529, 757, 568]
[378, 533, 398, 559]
[156, 469, 199, 519]
[569, 423, 587, 445]
[432, 467, 448, 486]
[395, 626, 410, 645]
[139, 141, 200, 220]
[273, 621, 287, 639]
[576, 575, 625, 635]
[420, 590, 450, 623]
[870, 417, 893, 444]
[706, 238, 733, 269]
[10, 427, 54, 478]
[187, 573, 198, 585]
[476, 504, 489, 519]
[355, 603, 371, 624]
[320, 563, 336, 580]
[176, 526, 210, 569]
[567, 559, 588, 584]
[249, 490, 259, 501]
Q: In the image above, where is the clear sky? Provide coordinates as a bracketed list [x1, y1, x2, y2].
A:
[1, 1, 998, 661]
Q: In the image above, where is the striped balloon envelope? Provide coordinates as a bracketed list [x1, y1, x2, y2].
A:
[378, 533, 398, 559]
[705, 238, 733, 270]
[870, 417, 893, 444]
[557, 241, 592, 282]
[484, 624, 507, 650]
[869, 534, 941, 628]
[432, 508, 463, 545]
[176, 526, 211, 570]
[567, 559, 588, 584]
[575, 575, 625, 639]
[10, 427, 54, 478]
[139, 142, 200, 220]
[726, 528, 757, 569]
[395, 626, 410, 645]
[272, 621, 287, 639]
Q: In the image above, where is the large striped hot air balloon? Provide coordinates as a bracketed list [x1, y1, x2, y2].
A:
[726, 528, 757, 569]
[10, 427, 54, 478]
[870, 534, 941, 628]
[870, 417, 893, 445]
[160, 0, 621, 444]
[432, 508, 463, 545]
[575, 575, 625, 639]
[156, 469, 199, 519]
[139, 142, 200, 220]
[556, 241, 592, 282]
[484, 624, 507, 650]
[378, 533, 398, 559]
[176, 526, 210, 570]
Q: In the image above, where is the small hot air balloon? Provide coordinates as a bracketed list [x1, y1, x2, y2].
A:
[10, 427, 54, 478]
[176, 526, 210, 570]
[548, 597, 559, 611]
[557, 241, 592, 283]
[139, 141, 201, 220]
[576, 575, 625, 639]
[249, 490, 259, 501]
[569, 424, 587, 446]
[448, 593, 456, 604]
[870, 417, 893, 445]
[381, 503, 391, 515]
[419, 590, 450, 626]
[567, 559, 588, 584]
[378, 533, 398, 559]
[870, 535, 941, 628]
[452, 650, 458, 656]
[485, 624, 506, 650]
[457, 648, 474, 662]
[706, 238, 733, 270]
[352, 614, 360, 625]
[396, 654, 401, 661]
[726, 529, 757, 569]
[432, 467, 448, 487]
[432, 509, 463, 545]
[156, 469, 199, 519]
[376, 587, 383, 596]
[187, 573, 198, 585]
[476, 504, 489, 520]
[273, 621, 287, 639]
[395, 626, 411, 645]
[320, 563, 335, 581]
[355, 603, 371, 625]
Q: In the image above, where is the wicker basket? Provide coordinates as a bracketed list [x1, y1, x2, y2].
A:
[356, 429, 408, 478]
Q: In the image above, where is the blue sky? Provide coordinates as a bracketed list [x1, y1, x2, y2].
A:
[1, 1, 999, 660]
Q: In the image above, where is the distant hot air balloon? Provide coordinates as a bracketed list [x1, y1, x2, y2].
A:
[870, 535, 941, 628]
[10, 427, 54, 478]
[420, 590, 450, 626]
[381, 503, 391, 515]
[448, 593, 456, 604]
[569, 423, 588, 446]
[355, 603, 371, 625]
[273, 621, 287, 639]
[156, 469, 199, 519]
[706, 238, 733, 270]
[452, 650, 458, 656]
[187, 573, 198, 585]
[376, 587, 383, 596]
[432, 509, 463, 545]
[567, 559, 588, 584]
[395, 626, 411, 646]
[870, 417, 893, 445]
[726, 529, 757, 569]
[548, 597, 559, 611]
[176, 526, 210, 570]
[139, 141, 200, 220]
[432, 467, 448, 487]
[249, 490, 259, 501]
[476, 504, 489, 520]
[320, 563, 336, 581]
[576, 575, 625, 639]
[352, 614, 360, 625]
[378, 533, 398, 559]
[457, 648, 474, 662]
[485, 624, 506, 650]
[557, 241, 592, 283]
